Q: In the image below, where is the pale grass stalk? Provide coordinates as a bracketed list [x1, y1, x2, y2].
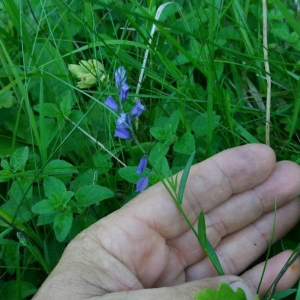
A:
[262, 0, 271, 146]
[135, 2, 174, 102]
[65, 116, 127, 167]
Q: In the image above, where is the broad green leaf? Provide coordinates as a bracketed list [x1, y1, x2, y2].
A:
[153, 157, 169, 179]
[58, 90, 75, 116]
[43, 160, 77, 183]
[32, 200, 55, 214]
[54, 211, 73, 242]
[195, 282, 247, 300]
[10, 146, 29, 171]
[1, 158, 10, 170]
[118, 166, 142, 183]
[37, 213, 55, 226]
[71, 169, 96, 192]
[44, 177, 66, 199]
[272, 22, 289, 40]
[0, 169, 11, 182]
[0, 90, 15, 109]
[33, 103, 59, 118]
[75, 185, 114, 206]
[150, 127, 166, 140]
[192, 113, 220, 137]
[149, 142, 169, 163]
[0, 280, 37, 300]
[178, 151, 195, 204]
[174, 133, 195, 155]
[93, 152, 113, 175]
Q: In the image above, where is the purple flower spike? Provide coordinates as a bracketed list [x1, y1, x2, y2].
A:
[136, 175, 149, 193]
[114, 113, 132, 139]
[137, 156, 147, 174]
[120, 82, 130, 103]
[114, 125, 132, 139]
[115, 66, 127, 89]
[105, 96, 118, 111]
[131, 102, 146, 118]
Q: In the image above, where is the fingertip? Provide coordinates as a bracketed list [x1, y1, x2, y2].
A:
[241, 250, 300, 296]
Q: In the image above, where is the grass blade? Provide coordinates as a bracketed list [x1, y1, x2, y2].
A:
[178, 151, 195, 204]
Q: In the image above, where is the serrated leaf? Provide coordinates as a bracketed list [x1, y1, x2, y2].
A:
[195, 283, 247, 300]
[32, 200, 55, 214]
[54, 211, 73, 242]
[75, 185, 114, 206]
[10, 147, 29, 171]
[44, 177, 66, 199]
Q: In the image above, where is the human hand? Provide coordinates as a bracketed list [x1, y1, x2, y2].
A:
[33, 144, 300, 300]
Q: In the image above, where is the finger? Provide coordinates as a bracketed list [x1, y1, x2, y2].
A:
[241, 251, 300, 297]
[125, 144, 275, 239]
[185, 200, 300, 280]
[98, 276, 256, 300]
[154, 161, 300, 286]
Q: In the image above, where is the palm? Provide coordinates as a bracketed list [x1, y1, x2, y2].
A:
[35, 145, 300, 299]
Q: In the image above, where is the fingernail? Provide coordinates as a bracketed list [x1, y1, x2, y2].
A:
[229, 280, 256, 300]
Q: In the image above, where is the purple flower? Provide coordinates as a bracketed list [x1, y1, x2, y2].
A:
[131, 102, 146, 118]
[105, 96, 118, 111]
[115, 66, 127, 89]
[120, 83, 130, 103]
[136, 175, 149, 192]
[137, 156, 147, 174]
[114, 113, 132, 139]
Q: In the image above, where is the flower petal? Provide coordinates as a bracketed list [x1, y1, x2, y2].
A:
[137, 156, 147, 174]
[136, 176, 149, 192]
[131, 102, 146, 118]
[105, 96, 119, 111]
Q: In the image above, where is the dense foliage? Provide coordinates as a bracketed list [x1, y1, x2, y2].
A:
[0, 0, 299, 299]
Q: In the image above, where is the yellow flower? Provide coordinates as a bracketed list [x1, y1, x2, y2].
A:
[68, 59, 106, 89]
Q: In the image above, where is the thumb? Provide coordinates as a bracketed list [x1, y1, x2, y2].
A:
[100, 276, 256, 300]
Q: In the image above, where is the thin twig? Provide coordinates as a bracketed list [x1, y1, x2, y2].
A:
[65, 116, 127, 167]
[265, 247, 300, 300]
[262, 0, 271, 146]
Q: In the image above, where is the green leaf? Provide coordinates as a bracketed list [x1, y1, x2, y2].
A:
[0, 281, 37, 300]
[195, 283, 247, 300]
[0, 90, 15, 109]
[0, 169, 11, 182]
[32, 200, 55, 215]
[53, 211, 73, 242]
[192, 113, 220, 137]
[150, 127, 166, 140]
[118, 166, 142, 183]
[197, 211, 207, 247]
[10, 147, 29, 171]
[33, 103, 59, 118]
[75, 185, 114, 206]
[272, 22, 289, 40]
[153, 157, 169, 179]
[93, 152, 113, 175]
[149, 142, 170, 163]
[174, 133, 195, 155]
[1, 159, 10, 170]
[43, 160, 77, 183]
[178, 151, 195, 204]
[44, 177, 66, 199]
[58, 90, 75, 116]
